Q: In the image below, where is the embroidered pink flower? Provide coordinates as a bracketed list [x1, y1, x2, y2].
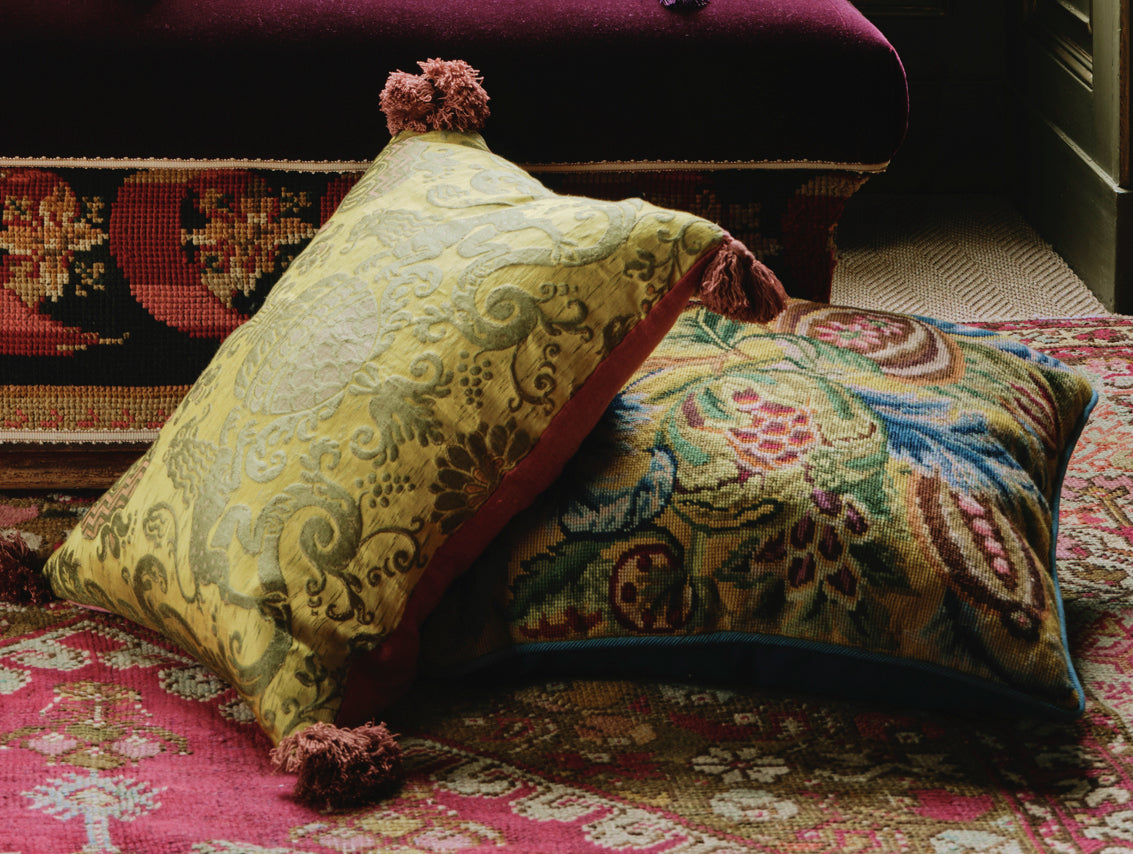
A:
[811, 315, 904, 354]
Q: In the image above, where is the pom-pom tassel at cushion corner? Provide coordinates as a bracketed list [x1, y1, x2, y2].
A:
[0, 530, 56, 606]
[378, 59, 788, 324]
[698, 233, 790, 323]
[379, 58, 490, 135]
[270, 721, 403, 809]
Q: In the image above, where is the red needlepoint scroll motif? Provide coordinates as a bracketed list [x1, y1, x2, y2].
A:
[111, 170, 319, 339]
[0, 170, 104, 356]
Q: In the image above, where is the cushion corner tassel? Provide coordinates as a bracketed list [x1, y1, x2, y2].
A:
[270, 721, 403, 809]
[698, 233, 790, 323]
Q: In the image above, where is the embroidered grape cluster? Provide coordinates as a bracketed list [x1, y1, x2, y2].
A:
[456, 351, 495, 409]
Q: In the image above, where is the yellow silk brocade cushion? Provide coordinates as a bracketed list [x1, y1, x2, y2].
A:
[43, 129, 741, 744]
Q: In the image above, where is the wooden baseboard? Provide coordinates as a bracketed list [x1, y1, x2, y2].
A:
[0, 445, 147, 490]
[1013, 105, 1133, 313]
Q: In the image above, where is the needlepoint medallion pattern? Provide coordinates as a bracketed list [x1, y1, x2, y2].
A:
[2, 315, 1133, 851]
[0, 162, 859, 441]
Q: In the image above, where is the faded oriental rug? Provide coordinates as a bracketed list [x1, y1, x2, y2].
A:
[0, 314, 1131, 852]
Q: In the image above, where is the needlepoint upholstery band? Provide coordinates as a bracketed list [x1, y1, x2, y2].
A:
[420, 301, 1097, 719]
[0, 164, 847, 435]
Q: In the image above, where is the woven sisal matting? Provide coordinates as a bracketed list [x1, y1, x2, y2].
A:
[831, 193, 1110, 322]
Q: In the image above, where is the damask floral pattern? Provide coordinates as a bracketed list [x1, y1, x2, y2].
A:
[41, 128, 742, 755]
[429, 419, 534, 535]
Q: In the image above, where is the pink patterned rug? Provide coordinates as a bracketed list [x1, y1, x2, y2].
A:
[2, 314, 1132, 853]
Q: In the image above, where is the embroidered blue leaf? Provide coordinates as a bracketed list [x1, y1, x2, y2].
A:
[856, 388, 1044, 507]
[559, 448, 677, 536]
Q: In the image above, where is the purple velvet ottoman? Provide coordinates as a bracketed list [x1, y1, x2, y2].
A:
[2, 0, 906, 166]
[0, 0, 907, 473]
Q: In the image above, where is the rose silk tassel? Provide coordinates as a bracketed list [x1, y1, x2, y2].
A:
[0, 531, 55, 606]
[380, 58, 490, 136]
[698, 234, 790, 323]
[270, 721, 403, 809]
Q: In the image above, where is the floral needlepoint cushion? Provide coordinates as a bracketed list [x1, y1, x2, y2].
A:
[38, 60, 787, 807]
[419, 300, 1098, 719]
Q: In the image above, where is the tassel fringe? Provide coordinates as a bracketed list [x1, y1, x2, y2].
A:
[0, 531, 55, 606]
[380, 58, 490, 136]
[698, 234, 789, 323]
[270, 721, 402, 809]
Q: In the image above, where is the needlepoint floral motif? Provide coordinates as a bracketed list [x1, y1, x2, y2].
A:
[423, 301, 1097, 717]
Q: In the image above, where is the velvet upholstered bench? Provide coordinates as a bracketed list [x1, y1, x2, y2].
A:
[0, 0, 908, 483]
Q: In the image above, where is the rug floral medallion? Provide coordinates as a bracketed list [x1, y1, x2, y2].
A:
[3, 315, 1133, 853]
